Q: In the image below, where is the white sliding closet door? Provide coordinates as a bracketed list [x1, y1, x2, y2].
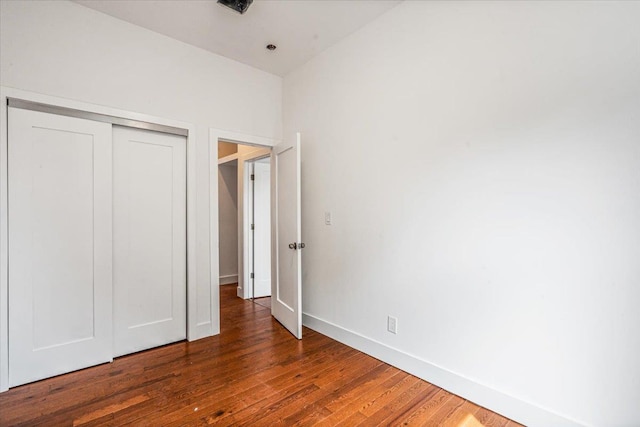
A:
[8, 108, 113, 387]
[113, 126, 187, 357]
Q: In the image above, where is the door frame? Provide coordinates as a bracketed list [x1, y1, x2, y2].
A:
[209, 129, 278, 331]
[0, 86, 197, 392]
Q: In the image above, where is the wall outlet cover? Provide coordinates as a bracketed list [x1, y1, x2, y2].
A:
[387, 316, 397, 334]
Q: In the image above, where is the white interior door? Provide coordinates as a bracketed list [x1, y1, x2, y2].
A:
[8, 108, 113, 387]
[253, 159, 271, 298]
[113, 126, 186, 357]
[271, 133, 302, 339]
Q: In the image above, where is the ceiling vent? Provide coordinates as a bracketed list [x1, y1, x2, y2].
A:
[217, 0, 253, 14]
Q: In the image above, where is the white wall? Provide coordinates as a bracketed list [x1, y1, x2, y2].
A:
[0, 0, 281, 336]
[283, 1, 640, 426]
[218, 164, 238, 284]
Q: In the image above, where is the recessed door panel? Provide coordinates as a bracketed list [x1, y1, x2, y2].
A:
[8, 107, 113, 387]
[31, 129, 95, 349]
[113, 126, 186, 357]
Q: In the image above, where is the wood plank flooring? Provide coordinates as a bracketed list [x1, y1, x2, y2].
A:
[0, 285, 523, 426]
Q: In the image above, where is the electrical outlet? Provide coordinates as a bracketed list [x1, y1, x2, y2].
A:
[387, 316, 397, 334]
[324, 211, 332, 225]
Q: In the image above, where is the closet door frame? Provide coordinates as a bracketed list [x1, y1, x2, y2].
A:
[0, 86, 198, 392]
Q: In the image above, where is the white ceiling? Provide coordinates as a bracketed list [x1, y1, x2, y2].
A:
[73, 0, 401, 77]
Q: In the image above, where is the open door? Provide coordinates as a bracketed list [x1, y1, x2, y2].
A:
[271, 133, 303, 339]
[252, 158, 271, 298]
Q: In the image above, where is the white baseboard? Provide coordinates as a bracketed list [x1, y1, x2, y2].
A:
[302, 313, 585, 427]
[219, 274, 238, 285]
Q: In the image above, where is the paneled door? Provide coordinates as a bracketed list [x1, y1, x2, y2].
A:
[271, 133, 302, 339]
[8, 108, 113, 387]
[253, 159, 271, 298]
[113, 126, 187, 357]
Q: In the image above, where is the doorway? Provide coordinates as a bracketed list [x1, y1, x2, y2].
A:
[216, 141, 271, 320]
[209, 128, 303, 340]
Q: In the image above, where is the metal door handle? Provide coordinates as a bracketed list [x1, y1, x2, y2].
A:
[289, 243, 297, 250]
[298, 243, 305, 249]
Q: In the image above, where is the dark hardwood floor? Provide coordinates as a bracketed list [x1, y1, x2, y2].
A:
[0, 285, 522, 426]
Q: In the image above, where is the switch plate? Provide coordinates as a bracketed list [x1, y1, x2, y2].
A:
[387, 316, 397, 334]
[324, 211, 332, 225]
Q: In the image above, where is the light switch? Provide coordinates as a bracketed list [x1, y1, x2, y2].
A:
[324, 211, 332, 225]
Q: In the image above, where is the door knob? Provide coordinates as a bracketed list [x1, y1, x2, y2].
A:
[288, 243, 297, 250]
[298, 243, 305, 249]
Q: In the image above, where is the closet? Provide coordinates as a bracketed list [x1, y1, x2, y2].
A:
[7, 102, 187, 387]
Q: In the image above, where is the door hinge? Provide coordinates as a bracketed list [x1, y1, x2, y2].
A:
[250, 174, 255, 181]
[251, 224, 254, 230]
[250, 273, 254, 279]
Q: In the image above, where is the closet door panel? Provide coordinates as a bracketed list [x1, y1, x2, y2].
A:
[8, 108, 113, 387]
[113, 126, 186, 357]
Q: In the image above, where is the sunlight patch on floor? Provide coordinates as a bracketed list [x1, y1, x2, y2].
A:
[458, 412, 485, 427]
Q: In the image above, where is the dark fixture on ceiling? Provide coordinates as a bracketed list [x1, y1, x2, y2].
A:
[266, 44, 277, 51]
[217, 0, 253, 14]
